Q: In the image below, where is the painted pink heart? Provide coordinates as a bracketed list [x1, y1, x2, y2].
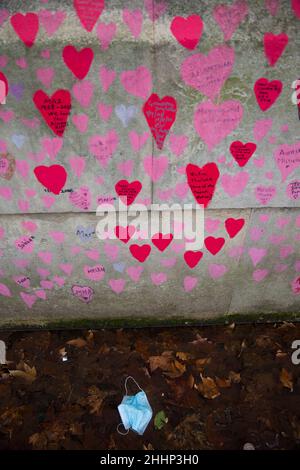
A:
[181, 45, 234, 100]
[120, 66, 152, 100]
[0, 187, 12, 200]
[84, 264, 105, 281]
[72, 80, 94, 107]
[60, 263, 73, 275]
[15, 235, 34, 253]
[144, 0, 167, 21]
[221, 172, 249, 197]
[129, 131, 149, 152]
[36, 67, 54, 88]
[69, 186, 91, 210]
[99, 65, 116, 92]
[151, 272, 167, 286]
[49, 231, 65, 243]
[253, 118, 273, 141]
[20, 292, 36, 308]
[183, 276, 198, 292]
[38, 9, 66, 37]
[109, 279, 125, 294]
[0, 283, 11, 297]
[280, 245, 294, 259]
[0, 9, 9, 27]
[208, 264, 228, 279]
[248, 247, 267, 266]
[38, 251, 52, 264]
[253, 269, 269, 282]
[13, 276, 30, 289]
[213, 0, 248, 41]
[274, 142, 300, 182]
[72, 114, 89, 133]
[85, 249, 99, 261]
[255, 185, 276, 205]
[194, 100, 243, 151]
[22, 221, 37, 233]
[89, 130, 119, 167]
[143, 155, 168, 182]
[72, 285, 94, 303]
[97, 22, 117, 50]
[126, 265, 143, 282]
[169, 134, 188, 157]
[69, 156, 86, 178]
[98, 102, 113, 121]
[104, 243, 119, 261]
[265, 0, 280, 16]
[117, 160, 134, 177]
[287, 180, 300, 200]
[205, 218, 220, 234]
[41, 137, 63, 160]
[10, 12, 39, 48]
[123, 9, 143, 38]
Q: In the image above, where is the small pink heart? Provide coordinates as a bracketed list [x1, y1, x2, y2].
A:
[20, 292, 36, 308]
[85, 249, 99, 261]
[109, 278, 125, 293]
[117, 159, 134, 177]
[184, 276, 198, 292]
[60, 263, 73, 275]
[126, 265, 143, 282]
[38, 251, 53, 264]
[69, 156, 86, 178]
[151, 272, 167, 285]
[98, 102, 113, 121]
[72, 114, 89, 133]
[97, 22, 117, 50]
[49, 231, 65, 243]
[253, 269, 269, 282]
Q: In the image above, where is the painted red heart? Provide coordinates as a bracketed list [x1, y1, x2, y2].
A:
[143, 93, 177, 150]
[186, 163, 220, 208]
[152, 233, 174, 251]
[230, 141, 257, 167]
[10, 12, 39, 47]
[74, 0, 105, 31]
[170, 15, 203, 50]
[129, 244, 151, 263]
[254, 77, 282, 111]
[33, 89, 72, 137]
[115, 180, 142, 206]
[292, 0, 300, 19]
[264, 33, 288, 67]
[34, 164, 67, 195]
[204, 236, 225, 255]
[225, 218, 245, 238]
[115, 225, 135, 244]
[184, 250, 203, 268]
[0, 71, 8, 96]
[62, 45, 94, 80]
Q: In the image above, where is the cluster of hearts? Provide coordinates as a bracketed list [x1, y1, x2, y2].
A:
[0, 1, 300, 207]
[115, 217, 244, 268]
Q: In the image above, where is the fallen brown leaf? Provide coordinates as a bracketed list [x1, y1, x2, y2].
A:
[86, 385, 106, 415]
[196, 374, 220, 400]
[149, 351, 186, 378]
[9, 362, 37, 383]
[216, 377, 231, 388]
[280, 368, 293, 392]
[67, 337, 87, 348]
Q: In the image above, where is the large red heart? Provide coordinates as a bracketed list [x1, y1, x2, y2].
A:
[115, 180, 142, 206]
[115, 225, 135, 244]
[129, 244, 151, 263]
[34, 165, 67, 195]
[254, 77, 282, 111]
[204, 236, 225, 255]
[264, 33, 288, 67]
[186, 163, 220, 208]
[292, 0, 300, 18]
[62, 45, 94, 80]
[170, 15, 203, 50]
[33, 89, 72, 137]
[0, 71, 8, 96]
[74, 0, 105, 32]
[225, 218, 245, 238]
[184, 250, 203, 268]
[10, 12, 39, 47]
[230, 141, 257, 167]
[152, 233, 173, 252]
[143, 93, 177, 150]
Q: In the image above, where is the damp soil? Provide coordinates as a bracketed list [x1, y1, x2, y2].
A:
[1, 322, 300, 450]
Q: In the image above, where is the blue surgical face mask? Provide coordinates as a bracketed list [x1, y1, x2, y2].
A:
[117, 376, 153, 436]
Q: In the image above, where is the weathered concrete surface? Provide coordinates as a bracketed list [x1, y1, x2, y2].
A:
[0, 0, 299, 326]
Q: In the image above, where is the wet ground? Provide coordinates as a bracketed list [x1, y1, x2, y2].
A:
[1, 322, 300, 450]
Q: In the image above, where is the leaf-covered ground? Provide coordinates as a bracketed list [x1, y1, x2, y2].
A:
[1, 322, 300, 450]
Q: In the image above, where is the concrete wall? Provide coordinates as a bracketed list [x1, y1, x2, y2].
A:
[0, 0, 299, 327]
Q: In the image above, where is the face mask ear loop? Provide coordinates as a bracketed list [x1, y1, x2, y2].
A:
[124, 375, 143, 396]
[117, 423, 129, 436]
